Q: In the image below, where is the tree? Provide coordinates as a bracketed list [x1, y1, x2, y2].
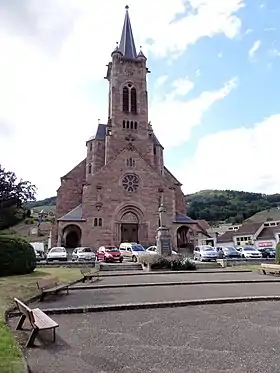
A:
[0, 165, 36, 230]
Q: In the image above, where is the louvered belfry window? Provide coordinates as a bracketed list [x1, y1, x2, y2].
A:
[123, 86, 129, 112]
[131, 87, 137, 113]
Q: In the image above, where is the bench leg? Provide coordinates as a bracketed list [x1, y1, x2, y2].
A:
[53, 328, 56, 343]
[26, 328, 38, 347]
[16, 315, 26, 330]
[66, 286, 69, 295]
[39, 292, 45, 302]
[262, 269, 266, 275]
[82, 277, 86, 283]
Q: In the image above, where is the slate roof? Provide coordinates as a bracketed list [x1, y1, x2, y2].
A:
[119, 6, 137, 59]
[174, 212, 196, 224]
[216, 231, 235, 243]
[256, 225, 280, 239]
[234, 222, 263, 236]
[57, 205, 85, 222]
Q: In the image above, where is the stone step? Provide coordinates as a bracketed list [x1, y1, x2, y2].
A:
[100, 263, 142, 271]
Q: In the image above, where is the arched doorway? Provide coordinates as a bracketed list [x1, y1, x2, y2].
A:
[63, 225, 82, 249]
[121, 212, 139, 243]
[177, 225, 194, 250]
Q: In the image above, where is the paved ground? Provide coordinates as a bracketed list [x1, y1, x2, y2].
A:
[74, 271, 275, 286]
[13, 301, 280, 373]
[31, 281, 280, 309]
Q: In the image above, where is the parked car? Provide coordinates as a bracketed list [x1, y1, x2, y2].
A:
[220, 247, 242, 259]
[236, 246, 262, 258]
[46, 247, 67, 262]
[193, 246, 218, 261]
[72, 247, 96, 261]
[146, 245, 178, 255]
[258, 247, 276, 258]
[119, 242, 146, 262]
[97, 246, 123, 262]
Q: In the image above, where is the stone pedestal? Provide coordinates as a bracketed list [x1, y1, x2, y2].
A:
[156, 226, 172, 256]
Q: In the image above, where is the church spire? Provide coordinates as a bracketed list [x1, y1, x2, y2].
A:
[119, 5, 137, 59]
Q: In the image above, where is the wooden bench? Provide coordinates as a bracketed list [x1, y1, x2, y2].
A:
[14, 298, 59, 347]
[36, 276, 69, 301]
[261, 263, 280, 275]
[80, 267, 100, 283]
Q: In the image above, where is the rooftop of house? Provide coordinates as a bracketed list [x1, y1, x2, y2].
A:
[216, 231, 235, 243]
[234, 222, 263, 236]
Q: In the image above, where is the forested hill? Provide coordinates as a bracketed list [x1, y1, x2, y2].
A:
[27, 190, 280, 224]
[186, 190, 280, 223]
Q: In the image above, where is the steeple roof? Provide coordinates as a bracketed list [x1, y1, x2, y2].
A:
[119, 6, 137, 59]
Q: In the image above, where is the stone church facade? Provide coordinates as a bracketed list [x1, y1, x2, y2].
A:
[52, 6, 202, 251]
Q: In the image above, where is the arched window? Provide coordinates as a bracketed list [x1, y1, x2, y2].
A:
[123, 120, 126, 129]
[88, 164, 92, 174]
[94, 218, 98, 227]
[134, 122, 137, 130]
[98, 218, 102, 227]
[130, 121, 133, 129]
[126, 120, 130, 129]
[131, 87, 137, 113]
[123, 87, 129, 112]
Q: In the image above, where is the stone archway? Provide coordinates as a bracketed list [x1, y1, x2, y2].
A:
[177, 225, 194, 251]
[121, 212, 139, 243]
[63, 224, 82, 249]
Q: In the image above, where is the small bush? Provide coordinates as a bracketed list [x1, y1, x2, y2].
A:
[0, 235, 37, 276]
[276, 242, 280, 265]
[138, 254, 196, 271]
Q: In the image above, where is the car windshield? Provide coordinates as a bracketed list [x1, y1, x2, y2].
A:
[52, 248, 65, 253]
[132, 245, 145, 251]
[202, 247, 214, 252]
[244, 247, 256, 251]
[105, 247, 119, 252]
[224, 247, 236, 252]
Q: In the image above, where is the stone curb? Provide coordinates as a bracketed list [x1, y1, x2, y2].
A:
[98, 269, 252, 277]
[70, 278, 280, 290]
[8, 296, 280, 318]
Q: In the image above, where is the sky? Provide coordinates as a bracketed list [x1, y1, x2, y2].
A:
[0, 0, 280, 199]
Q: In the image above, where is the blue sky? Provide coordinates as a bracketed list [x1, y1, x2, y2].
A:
[0, 0, 279, 198]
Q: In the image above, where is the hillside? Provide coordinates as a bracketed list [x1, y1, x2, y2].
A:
[186, 190, 280, 223]
[28, 190, 280, 224]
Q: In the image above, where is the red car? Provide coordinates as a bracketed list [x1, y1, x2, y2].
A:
[96, 246, 123, 263]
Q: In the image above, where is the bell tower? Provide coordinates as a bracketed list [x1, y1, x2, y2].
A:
[104, 6, 153, 164]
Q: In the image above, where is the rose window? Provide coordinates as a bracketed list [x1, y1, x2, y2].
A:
[122, 174, 139, 192]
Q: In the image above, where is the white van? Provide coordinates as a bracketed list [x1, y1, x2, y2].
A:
[119, 242, 146, 262]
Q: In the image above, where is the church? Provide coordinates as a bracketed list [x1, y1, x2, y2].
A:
[52, 6, 202, 251]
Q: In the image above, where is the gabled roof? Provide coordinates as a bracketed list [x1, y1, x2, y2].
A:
[256, 225, 280, 240]
[234, 222, 263, 236]
[119, 6, 137, 59]
[57, 205, 85, 222]
[216, 231, 235, 243]
[174, 212, 196, 224]
[197, 220, 211, 231]
[164, 167, 182, 186]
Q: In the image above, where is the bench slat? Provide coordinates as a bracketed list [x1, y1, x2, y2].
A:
[33, 308, 59, 329]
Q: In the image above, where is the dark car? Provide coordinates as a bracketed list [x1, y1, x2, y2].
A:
[258, 247, 275, 258]
[221, 247, 241, 259]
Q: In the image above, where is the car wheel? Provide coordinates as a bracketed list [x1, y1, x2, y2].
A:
[132, 255, 137, 262]
[200, 256, 204, 262]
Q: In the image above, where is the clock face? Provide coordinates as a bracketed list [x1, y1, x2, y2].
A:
[124, 68, 134, 76]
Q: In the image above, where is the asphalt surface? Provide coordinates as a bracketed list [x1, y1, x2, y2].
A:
[15, 301, 280, 373]
[74, 271, 275, 286]
[30, 281, 280, 310]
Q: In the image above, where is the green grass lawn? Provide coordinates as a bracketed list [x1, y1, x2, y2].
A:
[0, 268, 81, 373]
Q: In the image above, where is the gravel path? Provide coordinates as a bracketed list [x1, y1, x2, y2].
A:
[18, 301, 280, 373]
[31, 281, 280, 309]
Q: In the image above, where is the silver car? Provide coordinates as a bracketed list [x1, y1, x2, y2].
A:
[72, 247, 96, 261]
[194, 246, 218, 262]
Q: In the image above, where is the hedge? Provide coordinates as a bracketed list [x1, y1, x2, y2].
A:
[0, 235, 36, 276]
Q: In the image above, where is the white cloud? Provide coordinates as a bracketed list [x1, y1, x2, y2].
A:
[248, 40, 261, 58]
[151, 77, 237, 148]
[177, 114, 280, 195]
[155, 75, 168, 87]
[171, 77, 194, 96]
[0, 0, 244, 198]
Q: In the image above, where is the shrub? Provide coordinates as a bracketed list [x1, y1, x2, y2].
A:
[276, 242, 280, 265]
[0, 235, 37, 276]
[138, 253, 196, 271]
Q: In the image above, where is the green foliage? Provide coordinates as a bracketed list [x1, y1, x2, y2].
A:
[138, 254, 196, 271]
[26, 196, 56, 209]
[24, 218, 35, 224]
[276, 242, 280, 265]
[0, 235, 36, 277]
[186, 189, 280, 223]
